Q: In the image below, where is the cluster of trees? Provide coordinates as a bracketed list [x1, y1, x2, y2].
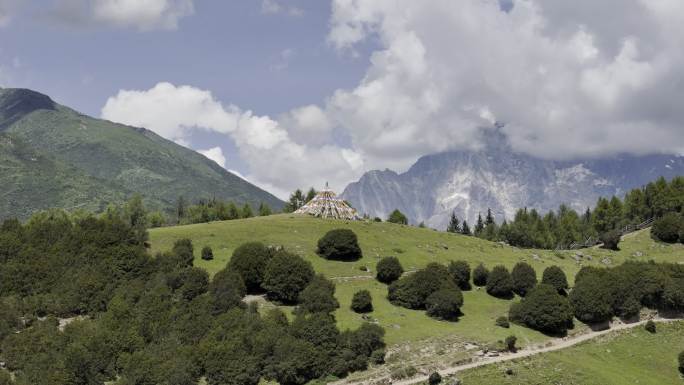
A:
[174, 196, 273, 226]
[449, 176, 684, 249]
[0, 209, 384, 385]
[651, 212, 684, 243]
[283, 188, 318, 213]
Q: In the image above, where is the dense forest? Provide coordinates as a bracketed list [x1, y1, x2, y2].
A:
[0, 201, 383, 385]
[446, 176, 684, 249]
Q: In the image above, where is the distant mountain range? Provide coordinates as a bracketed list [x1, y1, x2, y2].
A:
[341, 130, 684, 230]
[0, 88, 283, 220]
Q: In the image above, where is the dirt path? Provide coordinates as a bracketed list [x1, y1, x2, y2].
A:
[336, 317, 682, 385]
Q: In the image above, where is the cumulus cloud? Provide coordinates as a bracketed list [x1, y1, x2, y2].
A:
[198, 147, 226, 168]
[53, 0, 194, 30]
[101, 82, 363, 198]
[261, 0, 303, 17]
[326, 0, 684, 170]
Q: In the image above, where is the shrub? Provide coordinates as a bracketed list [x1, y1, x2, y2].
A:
[388, 263, 452, 309]
[263, 250, 314, 303]
[569, 271, 613, 324]
[390, 366, 417, 380]
[428, 372, 442, 385]
[179, 267, 209, 301]
[511, 262, 537, 296]
[297, 274, 339, 314]
[448, 260, 471, 290]
[317, 229, 363, 261]
[679, 350, 684, 374]
[644, 320, 656, 333]
[473, 263, 489, 287]
[376, 256, 404, 284]
[172, 238, 194, 267]
[541, 265, 568, 294]
[387, 209, 408, 225]
[370, 349, 385, 364]
[351, 290, 373, 313]
[599, 229, 621, 251]
[509, 284, 573, 334]
[652, 212, 683, 243]
[201, 246, 214, 261]
[425, 288, 463, 320]
[505, 335, 517, 352]
[486, 265, 514, 298]
[496, 316, 510, 328]
[228, 242, 273, 293]
[373, 217, 382, 222]
[209, 269, 246, 313]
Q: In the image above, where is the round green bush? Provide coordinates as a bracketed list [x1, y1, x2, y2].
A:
[172, 238, 194, 267]
[644, 320, 656, 333]
[652, 212, 683, 243]
[376, 256, 404, 284]
[297, 274, 339, 314]
[448, 260, 471, 290]
[473, 263, 489, 287]
[209, 269, 246, 313]
[387, 209, 408, 225]
[388, 263, 452, 309]
[505, 335, 517, 352]
[425, 288, 463, 320]
[486, 265, 514, 298]
[201, 246, 214, 261]
[569, 271, 614, 324]
[263, 250, 314, 303]
[599, 229, 621, 251]
[511, 262, 537, 296]
[496, 316, 510, 328]
[317, 229, 363, 261]
[541, 265, 568, 293]
[509, 284, 573, 334]
[351, 290, 373, 313]
[228, 242, 273, 293]
[428, 372, 442, 385]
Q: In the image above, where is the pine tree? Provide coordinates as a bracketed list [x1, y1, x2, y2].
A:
[258, 202, 272, 216]
[176, 196, 186, 221]
[227, 202, 240, 220]
[305, 187, 317, 203]
[461, 220, 471, 235]
[474, 213, 485, 236]
[285, 189, 306, 212]
[446, 211, 460, 233]
[485, 208, 495, 226]
[241, 203, 254, 218]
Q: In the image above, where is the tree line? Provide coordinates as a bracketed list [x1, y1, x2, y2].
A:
[444, 176, 684, 249]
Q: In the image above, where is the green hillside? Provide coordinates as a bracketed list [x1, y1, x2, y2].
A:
[0, 87, 283, 220]
[149, 215, 684, 347]
[460, 321, 684, 385]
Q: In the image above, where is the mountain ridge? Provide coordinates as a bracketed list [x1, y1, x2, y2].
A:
[0, 87, 283, 220]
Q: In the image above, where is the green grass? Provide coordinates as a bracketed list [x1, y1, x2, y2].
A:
[149, 214, 684, 346]
[459, 321, 684, 385]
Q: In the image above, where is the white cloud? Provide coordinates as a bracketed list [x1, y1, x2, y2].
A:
[198, 147, 226, 168]
[261, 0, 303, 17]
[54, 0, 194, 30]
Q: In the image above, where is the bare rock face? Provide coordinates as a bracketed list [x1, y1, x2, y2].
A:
[342, 130, 684, 229]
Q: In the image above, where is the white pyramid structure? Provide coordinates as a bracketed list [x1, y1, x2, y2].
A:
[294, 183, 360, 220]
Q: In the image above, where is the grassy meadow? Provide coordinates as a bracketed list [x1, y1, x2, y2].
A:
[149, 214, 684, 346]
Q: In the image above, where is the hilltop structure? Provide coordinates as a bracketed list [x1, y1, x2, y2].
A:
[295, 183, 359, 220]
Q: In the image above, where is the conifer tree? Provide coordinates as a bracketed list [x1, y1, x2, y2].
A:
[258, 202, 272, 216]
[485, 208, 495, 226]
[241, 203, 254, 218]
[446, 211, 460, 233]
[474, 213, 485, 236]
[305, 187, 317, 203]
[460, 220, 471, 236]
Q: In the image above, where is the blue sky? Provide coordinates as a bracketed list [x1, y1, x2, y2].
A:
[1, 0, 683, 198]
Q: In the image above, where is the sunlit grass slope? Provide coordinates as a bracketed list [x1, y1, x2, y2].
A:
[459, 321, 684, 385]
[149, 214, 684, 346]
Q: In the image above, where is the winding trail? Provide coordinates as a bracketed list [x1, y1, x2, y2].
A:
[336, 317, 682, 385]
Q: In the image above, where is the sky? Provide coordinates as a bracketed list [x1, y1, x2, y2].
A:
[1, 0, 683, 199]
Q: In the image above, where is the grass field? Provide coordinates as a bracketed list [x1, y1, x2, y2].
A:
[149, 214, 684, 346]
[458, 321, 684, 385]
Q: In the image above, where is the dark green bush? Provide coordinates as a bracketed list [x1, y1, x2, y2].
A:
[209, 269, 246, 313]
[473, 263, 489, 287]
[351, 290, 373, 313]
[179, 267, 209, 301]
[428, 372, 442, 385]
[370, 349, 385, 364]
[486, 265, 514, 298]
[317, 229, 362, 261]
[505, 335, 517, 352]
[652, 212, 683, 243]
[511, 262, 537, 296]
[297, 274, 339, 314]
[376, 256, 403, 284]
[172, 238, 194, 267]
[263, 250, 314, 303]
[644, 320, 656, 333]
[569, 271, 613, 324]
[509, 284, 573, 334]
[425, 288, 463, 320]
[599, 229, 621, 251]
[541, 265, 568, 294]
[679, 350, 684, 374]
[388, 263, 453, 309]
[228, 242, 273, 292]
[448, 260, 471, 290]
[387, 209, 408, 225]
[201, 246, 214, 261]
[496, 316, 510, 328]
